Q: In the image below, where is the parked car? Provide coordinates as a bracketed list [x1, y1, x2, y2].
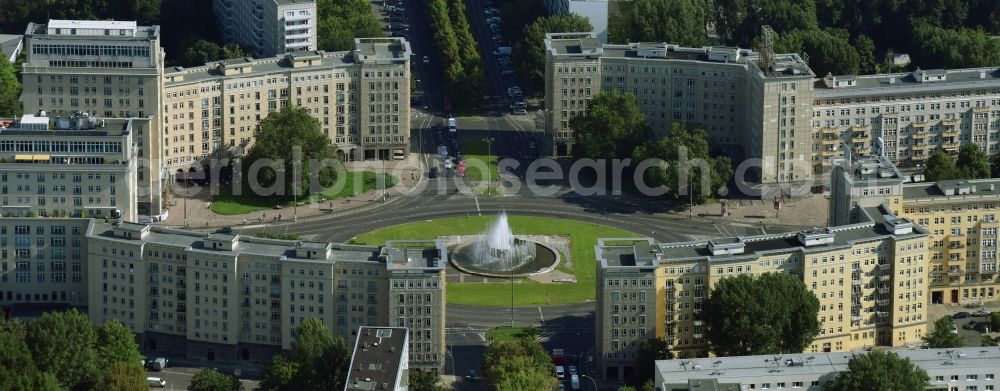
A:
[146, 377, 166, 388]
[422, 55, 429, 64]
[952, 312, 972, 319]
[512, 108, 527, 115]
[963, 320, 978, 330]
[146, 357, 168, 371]
[429, 167, 438, 178]
[973, 310, 991, 317]
[555, 365, 566, 380]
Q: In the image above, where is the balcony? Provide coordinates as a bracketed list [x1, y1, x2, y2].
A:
[851, 132, 870, 141]
[942, 129, 960, 137]
[853, 279, 863, 286]
[820, 150, 839, 158]
[911, 144, 930, 150]
[820, 138, 838, 145]
[911, 131, 928, 138]
[285, 31, 311, 40]
[911, 121, 930, 129]
[942, 119, 961, 126]
[942, 143, 960, 151]
[821, 127, 839, 134]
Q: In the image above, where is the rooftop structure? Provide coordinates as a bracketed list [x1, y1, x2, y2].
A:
[655, 347, 1000, 391]
[345, 327, 409, 391]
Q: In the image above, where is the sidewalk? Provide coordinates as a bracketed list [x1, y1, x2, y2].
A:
[158, 156, 425, 229]
[685, 195, 829, 228]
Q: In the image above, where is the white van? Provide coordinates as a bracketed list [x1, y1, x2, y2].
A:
[447, 117, 457, 133]
[146, 377, 166, 388]
[555, 365, 565, 380]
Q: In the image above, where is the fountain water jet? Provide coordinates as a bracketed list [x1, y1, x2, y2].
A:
[449, 212, 558, 277]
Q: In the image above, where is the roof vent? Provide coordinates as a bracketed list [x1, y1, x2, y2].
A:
[797, 231, 835, 247]
[883, 217, 913, 235]
[707, 240, 744, 255]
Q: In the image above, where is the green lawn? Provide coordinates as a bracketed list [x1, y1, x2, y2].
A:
[209, 171, 396, 216]
[460, 140, 502, 196]
[351, 215, 637, 306]
[486, 326, 535, 342]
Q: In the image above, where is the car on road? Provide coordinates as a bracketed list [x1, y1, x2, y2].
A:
[147, 377, 166, 388]
[486, 16, 501, 24]
[484, 8, 499, 15]
[422, 55, 429, 64]
[555, 365, 566, 380]
[952, 312, 972, 319]
[973, 310, 991, 317]
[429, 167, 438, 178]
[512, 108, 527, 115]
[466, 369, 477, 381]
[444, 160, 453, 169]
[568, 366, 578, 375]
[963, 320, 978, 330]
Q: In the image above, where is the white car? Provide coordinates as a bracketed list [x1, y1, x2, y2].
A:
[422, 55, 429, 64]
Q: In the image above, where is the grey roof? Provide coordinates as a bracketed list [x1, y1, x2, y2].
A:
[164, 51, 355, 86]
[0, 34, 22, 60]
[383, 240, 446, 270]
[599, 204, 925, 267]
[903, 178, 1000, 200]
[90, 223, 384, 264]
[815, 67, 1000, 96]
[656, 347, 1000, 386]
[273, 0, 315, 6]
[346, 327, 407, 391]
[26, 21, 159, 39]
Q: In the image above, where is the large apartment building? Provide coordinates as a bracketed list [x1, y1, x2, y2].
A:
[19, 20, 166, 220]
[544, 33, 815, 187]
[214, 0, 317, 58]
[86, 222, 446, 370]
[546, 33, 1000, 190]
[596, 200, 929, 380]
[162, 37, 411, 170]
[0, 113, 140, 221]
[0, 218, 93, 309]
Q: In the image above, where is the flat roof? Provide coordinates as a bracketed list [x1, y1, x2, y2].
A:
[346, 327, 407, 391]
[815, 67, 1000, 96]
[48, 20, 137, 31]
[903, 178, 1000, 200]
[274, 0, 316, 5]
[0, 34, 22, 59]
[657, 347, 1000, 385]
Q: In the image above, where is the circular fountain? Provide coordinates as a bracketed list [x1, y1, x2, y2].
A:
[450, 212, 559, 277]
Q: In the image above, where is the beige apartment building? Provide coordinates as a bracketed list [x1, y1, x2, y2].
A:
[162, 37, 411, 172]
[214, 0, 317, 58]
[596, 202, 928, 380]
[86, 222, 446, 370]
[0, 113, 140, 221]
[544, 32, 815, 188]
[0, 218, 93, 309]
[19, 20, 165, 220]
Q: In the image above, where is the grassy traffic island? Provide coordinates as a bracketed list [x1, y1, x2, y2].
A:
[351, 215, 637, 306]
[459, 139, 503, 196]
[208, 171, 397, 215]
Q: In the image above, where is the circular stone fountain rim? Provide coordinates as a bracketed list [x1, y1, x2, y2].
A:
[448, 237, 561, 278]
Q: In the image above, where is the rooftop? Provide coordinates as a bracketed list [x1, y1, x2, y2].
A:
[840, 155, 905, 184]
[27, 20, 158, 39]
[903, 178, 1000, 200]
[0, 112, 140, 136]
[0, 34, 22, 60]
[815, 67, 1000, 96]
[274, 0, 316, 5]
[165, 51, 354, 85]
[383, 240, 447, 270]
[345, 327, 408, 391]
[656, 347, 1000, 386]
[354, 38, 411, 63]
[545, 32, 603, 57]
[599, 204, 925, 267]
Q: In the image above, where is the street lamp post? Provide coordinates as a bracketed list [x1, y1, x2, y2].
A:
[581, 374, 598, 391]
[481, 137, 495, 194]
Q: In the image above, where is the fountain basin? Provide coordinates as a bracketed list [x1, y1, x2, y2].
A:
[450, 239, 559, 278]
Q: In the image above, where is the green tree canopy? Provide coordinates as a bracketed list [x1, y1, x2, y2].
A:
[95, 362, 147, 391]
[245, 107, 339, 197]
[258, 318, 351, 390]
[96, 321, 142, 368]
[316, 0, 383, 51]
[483, 334, 556, 391]
[704, 273, 821, 356]
[189, 368, 241, 391]
[922, 316, 964, 348]
[0, 56, 21, 116]
[0, 332, 60, 391]
[957, 143, 991, 179]
[183, 40, 223, 66]
[630, 338, 672, 387]
[924, 150, 961, 182]
[632, 122, 733, 203]
[774, 29, 859, 76]
[714, 0, 819, 46]
[26, 309, 100, 391]
[823, 351, 930, 391]
[614, 0, 706, 46]
[570, 91, 653, 160]
[408, 369, 445, 391]
[515, 14, 592, 87]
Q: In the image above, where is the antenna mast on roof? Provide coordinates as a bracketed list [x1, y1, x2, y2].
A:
[760, 25, 776, 73]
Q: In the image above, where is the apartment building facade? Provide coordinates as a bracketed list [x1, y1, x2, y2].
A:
[0, 113, 140, 221]
[0, 218, 93, 309]
[654, 347, 1000, 391]
[162, 38, 411, 171]
[85, 222, 445, 370]
[19, 20, 165, 220]
[596, 203, 928, 380]
[214, 0, 317, 58]
[544, 33, 815, 187]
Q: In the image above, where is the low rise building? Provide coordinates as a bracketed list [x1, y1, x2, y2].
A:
[596, 202, 928, 380]
[654, 347, 1000, 391]
[345, 326, 409, 391]
[85, 223, 445, 370]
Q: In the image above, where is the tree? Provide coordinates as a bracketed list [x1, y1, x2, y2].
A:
[823, 351, 929, 391]
[189, 368, 241, 391]
[910, 22, 1000, 69]
[258, 318, 351, 391]
[991, 312, 1000, 331]
[0, 56, 21, 116]
[96, 321, 142, 368]
[774, 29, 859, 76]
[483, 337, 556, 391]
[316, 0, 383, 52]
[633, 122, 733, 203]
[183, 40, 223, 65]
[409, 369, 444, 391]
[95, 362, 147, 391]
[571, 91, 653, 160]
[922, 316, 964, 348]
[515, 14, 592, 88]
[0, 332, 60, 391]
[617, 0, 706, 46]
[990, 154, 1000, 178]
[245, 107, 339, 197]
[26, 309, 99, 391]
[630, 338, 672, 387]
[982, 335, 998, 347]
[957, 143, 991, 179]
[222, 44, 249, 60]
[704, 273, 820, 356]
[924, 150, 961, 182]
[714, 0, 819, 46]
